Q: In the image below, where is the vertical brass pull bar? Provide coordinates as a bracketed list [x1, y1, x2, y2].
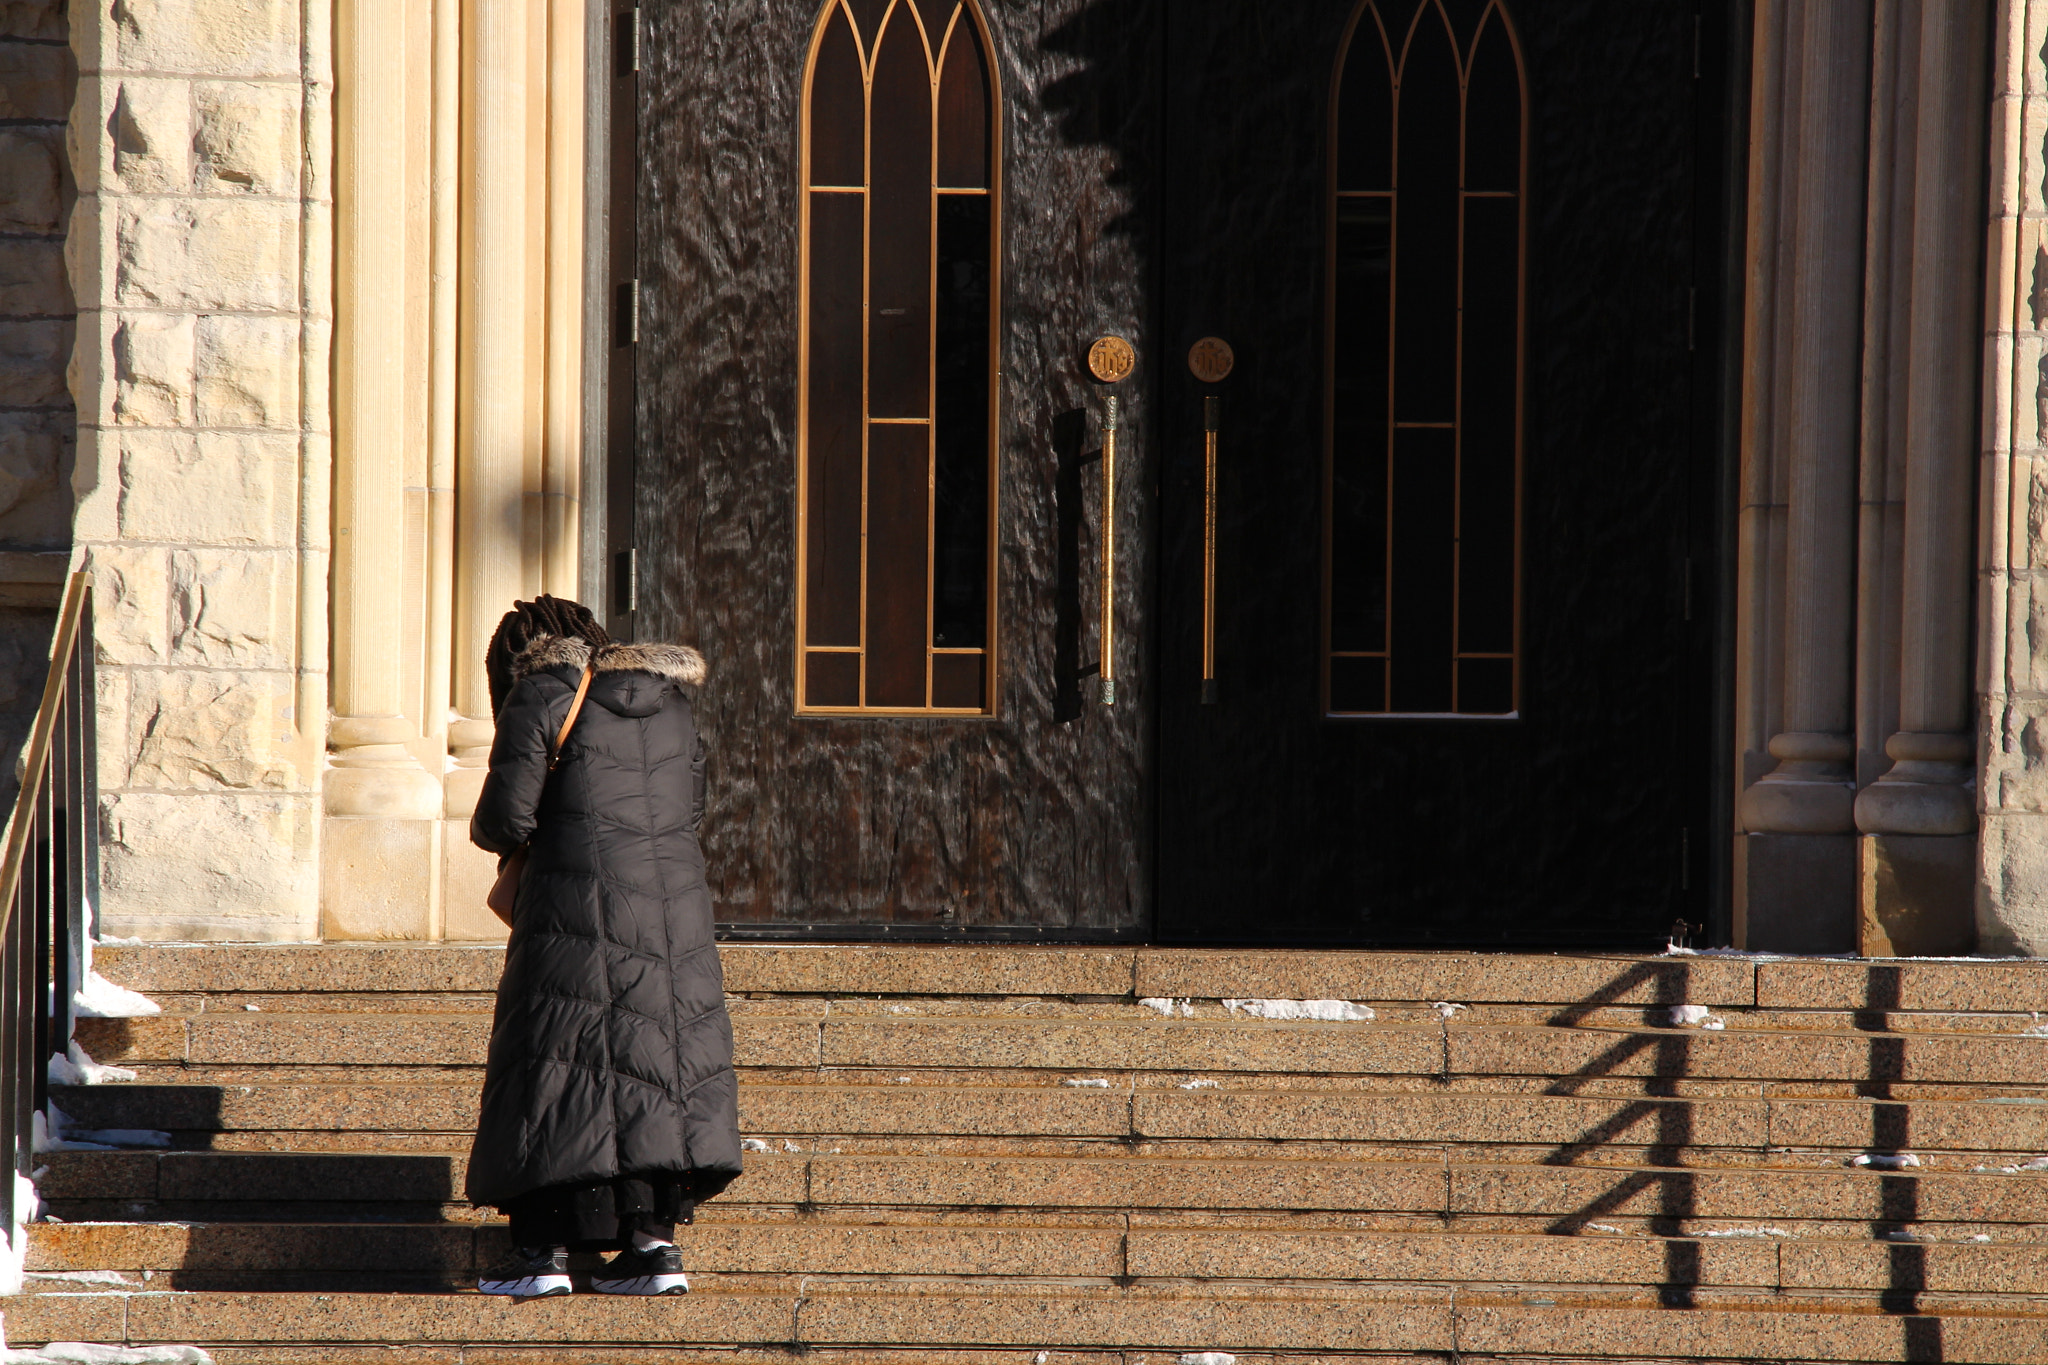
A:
[1100, 394, 1120, 705]
[1201, 395, 1220, 705]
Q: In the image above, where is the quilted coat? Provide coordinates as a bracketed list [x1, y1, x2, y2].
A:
[463, 634, 742, 1208]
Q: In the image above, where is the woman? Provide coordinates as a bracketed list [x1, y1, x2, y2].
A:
[465, 595, 742, 1299]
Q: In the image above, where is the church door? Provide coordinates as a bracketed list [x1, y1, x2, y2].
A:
[629, 0, 1163, 936]
[1152, 0, 1729, 946]
[624, 0, 1726, 943]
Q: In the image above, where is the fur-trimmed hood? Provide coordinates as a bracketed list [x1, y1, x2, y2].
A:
[512, 635, 708, 688]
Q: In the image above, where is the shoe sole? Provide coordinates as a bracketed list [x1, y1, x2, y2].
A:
[590, 1273, 690, 1296]
[478, 1274, 573, 1299]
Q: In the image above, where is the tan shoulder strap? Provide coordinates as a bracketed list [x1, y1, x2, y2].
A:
[547, 665, 594, 770]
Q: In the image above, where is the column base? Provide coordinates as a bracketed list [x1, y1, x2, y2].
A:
[1858, 833, 1976, 956]
[320, 816, 441, 940]
[1737, 832, 1857, 953]
[442, 818, 508, 941]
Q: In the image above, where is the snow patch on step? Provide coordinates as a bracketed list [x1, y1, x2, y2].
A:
[74, 975, 159, 1020]
[33, 1105, 169, 1153]
[0, 1167, 39, 1294]
[1222, 999, 1374, 1022]
[23, 1272, 139, 1288]
[1975, 1155, 2048, 1173]
[3, 1343, 211, 1365]
[740, 1139, 771, 1153]
[47, 1043, 134, 1087]
[1139, 998, 1193, 1017]
[74, 928, 161, 1020]
[1700, 1226, 1792, 1238]
[1061, 1077, 1113, 1088]
[1179, 1355, 1238, 1365]
[1850, 1152, 1921, 1170]
[1664, 1005, 1725, 1029]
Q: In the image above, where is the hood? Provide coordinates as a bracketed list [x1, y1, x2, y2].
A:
[512, 636, 707, 719]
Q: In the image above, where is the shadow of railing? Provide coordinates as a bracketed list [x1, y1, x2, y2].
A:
[1527, 958, 1944, 1355]
[1534, 959, 1699, 1307]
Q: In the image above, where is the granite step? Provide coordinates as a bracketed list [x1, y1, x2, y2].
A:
[50, 1075, 2048, 1152]
[30, 1219, 2048, 1296]
[92, 942, 2048, 1013]
[10, 1280, 2048, 1361]
[44, 943, 2048, 1363]
[42, 1147, 2048, 1226]
[75, 1009, 2048, 1085]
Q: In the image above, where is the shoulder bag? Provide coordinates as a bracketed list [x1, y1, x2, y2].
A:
[485, 664, 595, 926]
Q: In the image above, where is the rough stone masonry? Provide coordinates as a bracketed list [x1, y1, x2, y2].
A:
[65, 0, 329, 939]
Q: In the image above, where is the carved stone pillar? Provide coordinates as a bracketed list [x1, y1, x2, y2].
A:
[1736, 0, 1873, 951]
[1979, 0, 2048, 955]
[324, 0, 444, 939]
[441, 0, 551, 937]
[1852, 0, 1988, 953]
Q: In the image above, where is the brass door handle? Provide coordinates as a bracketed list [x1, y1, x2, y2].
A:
[1086, 335, 1135, 708]
[1201, 395, 1219, 705]
[1100, 393, 1120, 706]
[1187, 337, 1234, 705]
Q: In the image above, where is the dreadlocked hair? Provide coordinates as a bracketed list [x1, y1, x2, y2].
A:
[483, 594, 612, 720]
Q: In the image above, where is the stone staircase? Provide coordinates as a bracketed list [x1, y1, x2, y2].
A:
[17, 943, 2048, 1362]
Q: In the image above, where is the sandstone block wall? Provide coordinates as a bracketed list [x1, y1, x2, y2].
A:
[68, 0, 329, 940]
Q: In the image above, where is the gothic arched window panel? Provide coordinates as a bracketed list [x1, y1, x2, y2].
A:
[798, 0, 1000, 714]
[1325, 0, 1526, 717]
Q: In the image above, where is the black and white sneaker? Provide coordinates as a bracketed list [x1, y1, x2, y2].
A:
[477, 1245, 572, 1299]
[590, 1242, 689, 1295]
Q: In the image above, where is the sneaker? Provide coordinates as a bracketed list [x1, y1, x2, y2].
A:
[477, 1245, 572, 1299]
[589, 1242, 690, 1296]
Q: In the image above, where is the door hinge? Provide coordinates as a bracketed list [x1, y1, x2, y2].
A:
[631, 7, 642, 73]
[615, 547, 638, 615]
[619, 279, 640, 346]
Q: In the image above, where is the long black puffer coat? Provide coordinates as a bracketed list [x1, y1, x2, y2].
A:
[464, 634, 742, 1209]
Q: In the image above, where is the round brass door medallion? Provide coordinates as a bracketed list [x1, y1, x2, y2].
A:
[1088, 334, 1136, 383]
[1188, 336, 1235, 384]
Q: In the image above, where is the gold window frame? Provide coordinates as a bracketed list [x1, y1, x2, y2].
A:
[794, 0, 1005, 718]
[1320, 0, 1529, 720]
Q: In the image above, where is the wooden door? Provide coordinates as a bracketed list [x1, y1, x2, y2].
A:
[631, 0, 1162, 936]
[1153, 0, 1733, 946]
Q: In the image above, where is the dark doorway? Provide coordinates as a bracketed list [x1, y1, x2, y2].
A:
[1153, 0, 1733, 947]
[620, 0, 1732, 943]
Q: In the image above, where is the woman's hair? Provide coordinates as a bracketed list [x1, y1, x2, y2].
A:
[483, 594, 612, 719]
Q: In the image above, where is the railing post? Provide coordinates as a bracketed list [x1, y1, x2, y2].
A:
[0, 574, 102, 1259]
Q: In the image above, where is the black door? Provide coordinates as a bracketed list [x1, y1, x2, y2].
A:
[1153, 0, 1732, 947]
[632, 0, 1163, 937]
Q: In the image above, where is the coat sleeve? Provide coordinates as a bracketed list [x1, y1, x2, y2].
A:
[470, 675, 559, 855]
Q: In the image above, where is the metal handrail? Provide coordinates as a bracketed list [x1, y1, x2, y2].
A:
[0, 572, 97, 1253]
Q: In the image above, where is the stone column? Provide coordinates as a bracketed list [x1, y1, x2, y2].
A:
[1977, 0, 2046, 954]
[428, 0, 473, 933]
[542, 0, 583, 596]
[1853, 0, 1990, 954]
[323, 0, 444, 939]
[443, 0, 546, 937]
[1736, 0, 1873, 951]
[1853, 0, 1913, 804]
